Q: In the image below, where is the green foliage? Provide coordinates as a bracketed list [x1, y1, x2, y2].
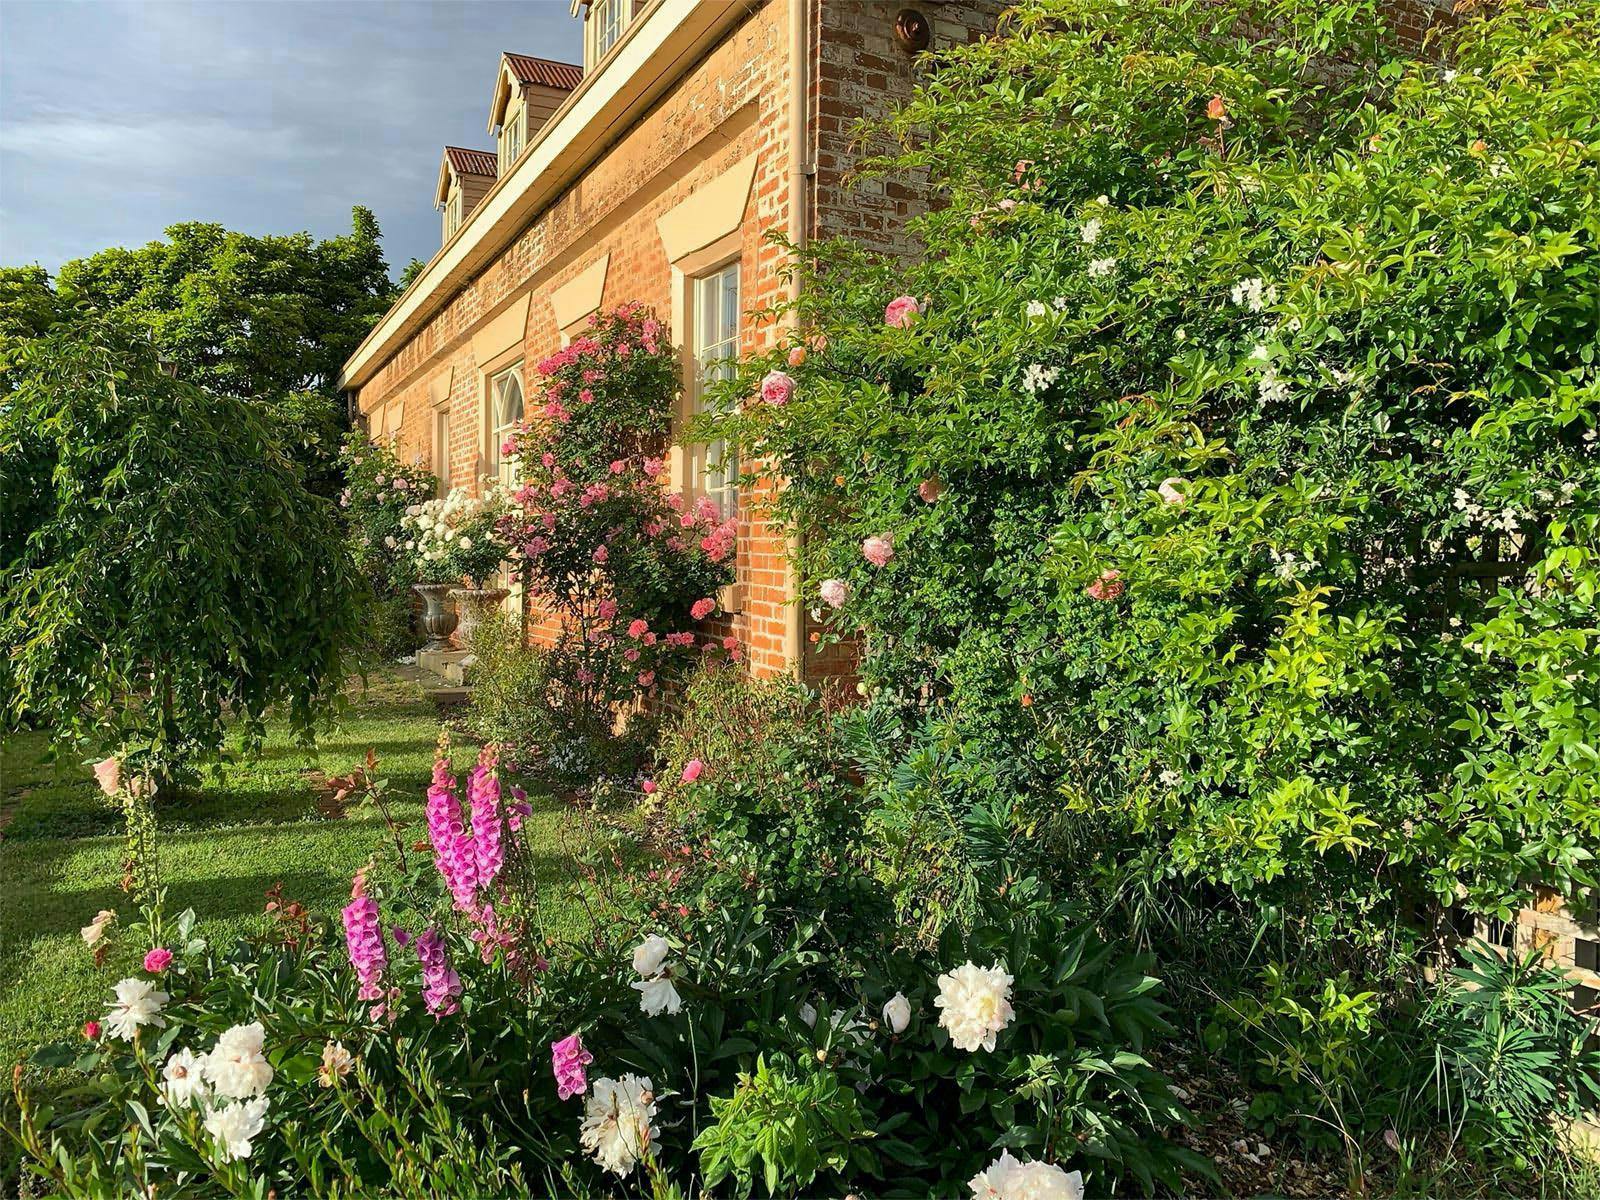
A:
[338, 431, 436, 595]
[693, 1055, 875, 1196]
[0, 314, 362, 776]
[1425, 942, 1600, 1155]
[704, 0, 1600, 942]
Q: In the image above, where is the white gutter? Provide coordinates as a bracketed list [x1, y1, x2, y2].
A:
[339, 0, 748, 393]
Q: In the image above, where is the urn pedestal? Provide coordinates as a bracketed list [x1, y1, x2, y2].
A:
[413, 583, 459, 652]
[449, 586, 508, 651]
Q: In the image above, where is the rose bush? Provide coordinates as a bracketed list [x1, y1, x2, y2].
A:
[698, 0, 1600, 953]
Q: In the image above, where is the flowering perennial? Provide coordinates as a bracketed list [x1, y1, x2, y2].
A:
[935, 961, 1015, 1053]
[580, 1073, 658, 1176]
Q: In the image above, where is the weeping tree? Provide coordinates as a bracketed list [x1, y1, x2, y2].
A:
[0, 314, 363, 782]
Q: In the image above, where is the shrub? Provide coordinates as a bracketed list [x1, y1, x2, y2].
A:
[702, 0, 1600, 945]
[401, 485, 514, 587]
[490, 305, 739, 783]
[1, 314, 362, 778]
[337, 431, 435, 596]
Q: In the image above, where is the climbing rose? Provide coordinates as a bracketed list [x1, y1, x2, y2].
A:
[884, 295, 920, 327]
[1085, 569, 1124, 601]
[690, 597, 716, 621]
[1157, 477, 1186, 505]
[143, 947, 173, 974]
[935, 961, 1014, 1052]
[820, 578, 849, 609]
[681, 759, 704, 784]
[551, 1032, 595, 1101]
[787, 345, 807, 367]
[628, 619, 649, 639]
[862, 535, 895, 567]
[969, 1150, 1083, 1200]
[760, 369, 796, 406]
[1207, 94, 1228, 121]
[918, 477, 942, 503]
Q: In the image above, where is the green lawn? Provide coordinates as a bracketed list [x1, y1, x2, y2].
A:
[0, 669, 604, 1072]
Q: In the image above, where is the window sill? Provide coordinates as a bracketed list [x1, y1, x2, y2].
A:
[717, 581, 744, 615]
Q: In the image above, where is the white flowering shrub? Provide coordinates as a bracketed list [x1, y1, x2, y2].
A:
[702, 0, 1600, 951]
[400, 484, 513, 586]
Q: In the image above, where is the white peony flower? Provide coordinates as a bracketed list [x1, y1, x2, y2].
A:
[205, 1022, 274, 1099]
[631, 935, 671, 978]
[580, 1074, 658, 1176]
[632, 973, 683, 1017]
[1157, 477, 1187, 506]
[205, 1096, 270, 1163]
[969, 1150, 1084, 1200]
[883, 991, 912, 1034]
[935, 962, 1014, 1052]
[106, 977, 168, 1041]
[159, 1047, 209, 1107]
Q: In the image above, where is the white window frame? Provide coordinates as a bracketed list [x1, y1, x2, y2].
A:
[487, 361, 525, 490]
[688, 260, 740, 516]
[497, 102, 525, 173]
[586, 0, 629, 69]
[433, 408, 452, 492]
[443, 188, 463, 240]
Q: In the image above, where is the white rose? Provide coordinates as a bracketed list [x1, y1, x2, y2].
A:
[883, 991, 912, 1034]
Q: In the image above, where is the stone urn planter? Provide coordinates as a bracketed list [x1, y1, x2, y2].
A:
[449, 586, 508, 651]
[413, 583, 460, 652]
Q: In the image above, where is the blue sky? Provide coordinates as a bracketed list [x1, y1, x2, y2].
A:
[0, 1, 581, 278]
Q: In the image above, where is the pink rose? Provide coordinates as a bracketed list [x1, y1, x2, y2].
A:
[638, 670, 656, 688]
[610, 460, 626, 474]
[593, 545, 609, 564]
[690, 598, 716, 621]
[862, 535, 895, 568]
[760, 370, 796, 406]
[918, 477, 942, 503]
[884, 295, 920, 328]
[1085, 568, 1125, 601]
[641, 779, 657, 795]
[820, 578, 849, 608]
[681, 759, 704, 784]
[143, 947, 173, 974]
[787, 345, 807, 367]
[83, 1020, 102, 1040]
[628, 619, 649, 639]
[393, 476, 411, 490]
[92, 756, 121, 797]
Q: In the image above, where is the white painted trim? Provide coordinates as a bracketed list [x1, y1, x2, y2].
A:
[338, 0, 747, 392]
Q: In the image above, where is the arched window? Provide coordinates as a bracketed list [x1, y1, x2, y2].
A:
[488, 363, 524, 488]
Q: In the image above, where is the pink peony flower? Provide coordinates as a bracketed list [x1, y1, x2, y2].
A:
[885, 295, 921, 328]
[1085, 569, 1125, 601]
[681, 759, 704, 784]
[93, 757, 121, 797]
[787, 345, 807, 367]
[143, 948, 173, 974]
[551, 1033, 594, 1101]
[760, 370, 796, 406]
[820, 578, 850, 608]
[690, 597, 716, 621]
[918, 477, 942, 503]
[862, 535, 895, 568]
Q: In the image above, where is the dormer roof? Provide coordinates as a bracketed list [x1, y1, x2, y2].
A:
[436, 146, 498, 207]
[488, 52, 582, 132]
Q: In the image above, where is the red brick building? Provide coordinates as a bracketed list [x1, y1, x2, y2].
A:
[339, 0, 1000, 679]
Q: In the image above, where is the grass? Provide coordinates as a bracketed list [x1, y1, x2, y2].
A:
[0, 669, 605, 1074]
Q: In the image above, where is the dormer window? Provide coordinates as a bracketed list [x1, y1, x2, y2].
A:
[436, 147, 498, 247]
[497, 102, 526, 173]
[586, 0, 630, 68]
